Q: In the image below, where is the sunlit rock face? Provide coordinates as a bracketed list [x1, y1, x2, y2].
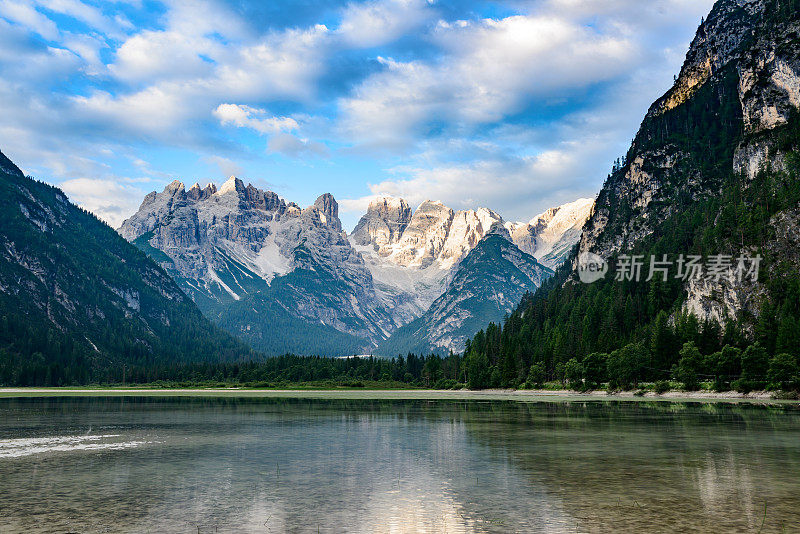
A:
[351, 198, 591, 355]
[506, 198, 595, 269]
[121, 174, 592, 355]
[350, 196, 412, 252]
[375, 231, 554, 355]
[574, 0, 800, 326]
[120, 181, 394, 354]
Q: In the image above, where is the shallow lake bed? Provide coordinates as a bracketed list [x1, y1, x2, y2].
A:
[1, 396, 798, 532]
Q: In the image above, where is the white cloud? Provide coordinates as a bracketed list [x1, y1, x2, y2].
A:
[214, 104, 298, 134]
[0, 0, 718, 227]
[111, 30, 217, 82]
[86, 24, 331, 143]
[340, 14, 636, 146]
[162, 0, 248, 41]
[0, 20, 82, 80]
[61, 32, 106, 74]
[59, 177, 146, 228]
[337, 0, 716, 222]
[71, 85, 195, 138]
[35, 0, 123, 38]
[214, 103, 327, 158]
[267, 133, 328, 158]
[342, 148, 598, 223]
[338, 0, 432, 48]
[203, 155, 243, 177]
[0, 0, 59, 40]
[211, 24, 330, 102]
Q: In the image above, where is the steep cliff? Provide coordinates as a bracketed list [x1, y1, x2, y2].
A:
[577, 0, 800, 324]
[464, 0, 800, 385]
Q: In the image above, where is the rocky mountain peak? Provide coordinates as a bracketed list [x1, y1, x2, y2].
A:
[314, 193, 338, 221]
[350, 196, 413, 249]
[506, 198, 594, 268]
[647, 0, 764, 119]
[484, 221, 511, 239]
[351, 194, 592, 272]
[217, 175, 245, 195]
[297, 193, 342, 232]
[580, 0, 800, 263]
[165, 180, 185, 194]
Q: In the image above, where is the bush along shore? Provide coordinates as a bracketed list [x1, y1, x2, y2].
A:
[2, 342, 800, 399]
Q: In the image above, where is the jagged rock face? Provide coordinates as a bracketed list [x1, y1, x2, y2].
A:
[350, 197, 412, 255]
[575, 0, 800, 325]
[438, 208, 504, 267]
[119, 179, 394, 353]
[120, 176, 290, 281]
[354, 197, 592, 274]
[376, 234, 554, 355]
[352, 196, 592, 323]
[581, 0, 795, 258]
[507, 198, 595, 269]
[350, 196, 590, 350]
[647, 0, 765, 119]
[122, 172, 592, 355]
[389, 201, 456, 268]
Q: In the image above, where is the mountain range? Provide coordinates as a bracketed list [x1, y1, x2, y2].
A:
[3, 0, 786, 388]
[0, 150, 250, 385]
[118, 178, 592, 355]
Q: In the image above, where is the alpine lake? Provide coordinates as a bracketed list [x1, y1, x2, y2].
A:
[0, 391, 799, 533]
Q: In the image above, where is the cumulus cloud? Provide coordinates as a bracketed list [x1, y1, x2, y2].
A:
[337, 0, 714, 223]
[0, 0, 59, 40]
[340, 14, 637, 146]
[214, 104, 299, 134]
[213, 103, 327, 158]
[59, 177, 147, 228]
[71, 86, 195, 139]
[111, 30, 217, 83]
[0, 0, 716, 227]
[338, 0, 433, 48]
[267, 133, 329, 158]
[36, 0, 125, 37]
[79, 23, 331, 143]
[211, 24, 331, 102]
[341, 147, 600, 223]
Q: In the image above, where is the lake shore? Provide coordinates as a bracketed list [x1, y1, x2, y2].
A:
[0, 387, 795, 403]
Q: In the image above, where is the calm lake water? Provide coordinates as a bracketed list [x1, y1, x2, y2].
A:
[0, 396, 799, 533]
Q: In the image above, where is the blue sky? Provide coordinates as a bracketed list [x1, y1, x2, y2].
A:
[0, 0, 715, 230]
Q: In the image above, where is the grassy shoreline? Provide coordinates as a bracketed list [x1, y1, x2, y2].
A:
[0, 387, 797, 403]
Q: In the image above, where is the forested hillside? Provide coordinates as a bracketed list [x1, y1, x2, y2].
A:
[0, 150, 254, 385]
[462, 0, 800, 391]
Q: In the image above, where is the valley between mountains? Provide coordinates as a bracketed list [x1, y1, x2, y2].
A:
[118, 179, 592, 356]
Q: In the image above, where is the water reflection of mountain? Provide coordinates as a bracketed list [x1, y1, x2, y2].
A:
[1, 398, 800, 533]
[460, 401, 800, 533]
